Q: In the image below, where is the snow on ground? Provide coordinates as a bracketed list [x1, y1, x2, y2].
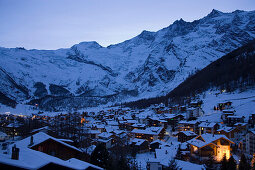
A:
[198, 88, 255, 122]
[176, 160, 204, 170]
[0, 104, 65, 116]
[135, 152, 154, 170]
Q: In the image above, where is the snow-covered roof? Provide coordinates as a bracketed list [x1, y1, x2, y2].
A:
[178, 120, 198, 125]
[148, 145, 178, 167]
[15, 132, 81, 152]
[131, 123, 146, 128]
[98, 132, 112, 139]
[187, 134, 234, 148]
[178, 131, 197, 136]
[0, 133, 102, 170]
[31, 126, 49, 133]
[130, 138, 147, 146]
[227, 115, 243, 118]
[217, 126, 234, 133]
[131, 127, 164, 135]
[198, 122, 217, 128]
[150, 139, 166, 145]
[163, 114, 179, 119]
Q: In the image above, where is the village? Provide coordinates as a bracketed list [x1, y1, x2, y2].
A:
[0, 99, 255, 170]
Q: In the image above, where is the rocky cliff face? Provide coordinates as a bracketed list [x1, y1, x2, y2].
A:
[0, 9, 255, 111]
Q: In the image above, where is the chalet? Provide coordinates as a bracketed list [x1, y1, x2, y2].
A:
[97, 132, 114, 149]
[91, 124, 105, 133]
[150, 139, 167, 151]
[177, 131, 197, 143]
[216, 126, 236, 139]
[163, 114, 184, 127]
[110, 130, 128, 145]
[198, 122, 219, 135]
[26, 132, 82, 160]
[131, 127, 165, 142]
[217, 123, 247, 142]
[190, 101, 202, 108]
[221, 110, 235, 122]
[2, 122, 26, 137]
[148, 116, 168, 128]
[177, 120, 200, 134]
[186, 107, 204, 120]
[0, 134, 102, 169]
[131, 123, 146, 130]
[245, 131, 255, 155]
[147, 146, 177, 170]
[31, 126, 50, 135]
[129, 138, 149, 153]
[187, 134, 234, 162]
[248, 113, 255, 128]
[226, 116, 245, 126]
[217, 101, 232, 111]
[84, 129, 101, 139]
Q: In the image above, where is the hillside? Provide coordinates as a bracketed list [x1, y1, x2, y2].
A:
[125, 40, 255, 108]
[0, 9, 255, 111]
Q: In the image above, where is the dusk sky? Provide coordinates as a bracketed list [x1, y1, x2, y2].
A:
[0, 0, 255, 50]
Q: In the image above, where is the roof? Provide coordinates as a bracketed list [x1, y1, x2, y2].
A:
[178, 131, 197, 136]
[31, 126, 49, 133]
[16, 132, 81, 152]
[131, 123, 146, 128]
[131, 127, 164, 135]
[0, 133, 102, 170]
[227, 116, 243, 118]
[150, 139, 166, 146]
[187, 134, 234, 148]
[130, 138, 147, 146]
[179, 120, 198, 125]
[217, 126, 234, 133]
[98, 132, 112, 139]
[198, 122, 217, 128]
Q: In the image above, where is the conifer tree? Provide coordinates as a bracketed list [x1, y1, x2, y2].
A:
[227, 156, 236, 170]
[91, 143, 112, 169]
[239, 154, 250, 170]
[221, 155, 228, 170]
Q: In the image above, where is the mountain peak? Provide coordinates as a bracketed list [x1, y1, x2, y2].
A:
[207, 9, 223, 18]
[74, 41, 102, 49]
[173, 18, 186, 25]
[137, 30, 155, 41]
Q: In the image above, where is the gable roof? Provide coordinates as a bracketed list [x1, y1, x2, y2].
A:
[198, 122, 217, 128]
[131, 127, 164, 135]
[187, 134, 234, 148]
[178, 131, 197, 136]
[16, 132, 81, 152]
[0, 133, 102, 170]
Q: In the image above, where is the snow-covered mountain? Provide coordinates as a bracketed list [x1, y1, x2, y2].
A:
[0, 9, 255, 111]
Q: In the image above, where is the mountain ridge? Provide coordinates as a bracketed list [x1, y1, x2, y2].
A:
[0, 9, 255, 111]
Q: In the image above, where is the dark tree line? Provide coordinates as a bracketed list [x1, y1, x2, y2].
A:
[124, 39, 255, 109]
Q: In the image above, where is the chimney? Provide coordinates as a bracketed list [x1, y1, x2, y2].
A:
[11, 145, 19, 160]
[29, 135, 34, 146]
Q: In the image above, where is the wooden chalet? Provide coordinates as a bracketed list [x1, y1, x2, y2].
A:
[177, 131, 197, 143]
[187, 134, 234, 162]
[131, 127, 165, 142]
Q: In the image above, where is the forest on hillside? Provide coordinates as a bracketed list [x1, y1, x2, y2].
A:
[124, 40, 255, 109]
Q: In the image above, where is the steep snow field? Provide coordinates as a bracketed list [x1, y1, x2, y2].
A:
[198, 88, 255, 122]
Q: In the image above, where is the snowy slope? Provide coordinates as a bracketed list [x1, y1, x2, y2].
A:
[0, 9, 255, 110]
[198, 88, 255, 122]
